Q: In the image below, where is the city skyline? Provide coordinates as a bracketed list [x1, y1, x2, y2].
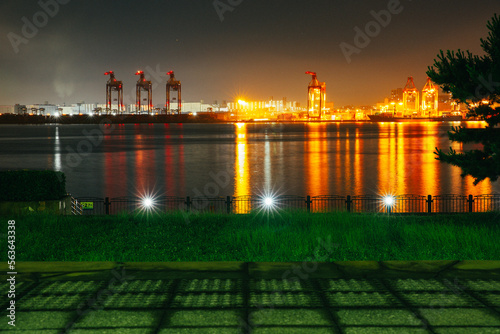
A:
[1, 0, 498, 106]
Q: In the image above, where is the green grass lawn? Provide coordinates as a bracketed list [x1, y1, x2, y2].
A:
[2, 211, 499, 261]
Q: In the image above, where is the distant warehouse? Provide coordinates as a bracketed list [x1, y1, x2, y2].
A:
[0, 105, 14, 114]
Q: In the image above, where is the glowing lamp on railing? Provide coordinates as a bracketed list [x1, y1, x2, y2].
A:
[254, 188, 281, 217]
[382, 195, 396, 213]
[259, 194, 278, 217]
[264, 197, 274, 207]
[383, 195, 395, 207]
[142, 197, 154, 208]
[138, 195, 157, 214]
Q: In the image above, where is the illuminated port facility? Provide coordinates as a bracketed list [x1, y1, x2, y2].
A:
[1, 71, 470, 122]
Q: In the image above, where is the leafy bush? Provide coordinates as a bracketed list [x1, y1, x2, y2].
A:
[0, 170, 66, 201]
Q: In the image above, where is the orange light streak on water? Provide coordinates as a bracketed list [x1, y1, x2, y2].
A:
[234, 123, 250, 198]
[421, 123, 440, 195]
[305, 123, 329, 195]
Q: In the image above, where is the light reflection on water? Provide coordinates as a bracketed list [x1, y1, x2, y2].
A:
[0, 122, 497, 198]
[54, 126, 61, 171]
[235, 123, 249, 198]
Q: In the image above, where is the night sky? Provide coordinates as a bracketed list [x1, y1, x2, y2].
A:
[1, 0, 498, 107]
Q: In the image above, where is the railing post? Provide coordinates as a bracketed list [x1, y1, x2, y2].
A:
[104, 197, 110, 215]
[468, 194, 474, 213]
[427, 195, 432, 213]
[226, 196, 232, 214]
[346, 195, 351, 213]
[186, 196, 191, 212]
[306, 195, 312, 213]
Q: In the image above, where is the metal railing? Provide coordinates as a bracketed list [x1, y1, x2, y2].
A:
[73, 194, 500, 215]
[70, 197, 83, 215]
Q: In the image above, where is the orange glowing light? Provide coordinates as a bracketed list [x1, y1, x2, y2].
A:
[234, 123, 250, 207]
[305, 123, 329, 196]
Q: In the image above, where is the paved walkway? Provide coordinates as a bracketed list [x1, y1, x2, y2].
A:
[1, 261, 500, 333]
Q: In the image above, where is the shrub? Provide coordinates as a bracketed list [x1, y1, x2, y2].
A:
[0, 170, 66, 201]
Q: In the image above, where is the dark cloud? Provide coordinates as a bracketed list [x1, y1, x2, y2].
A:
[0, 0, 498, 106]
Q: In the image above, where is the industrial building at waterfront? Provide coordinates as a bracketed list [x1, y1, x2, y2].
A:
[0, 73, 476, 121]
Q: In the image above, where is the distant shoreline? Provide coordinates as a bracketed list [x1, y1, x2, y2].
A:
[0, 114, 480, 125]
[0, 114, 369, 124]
[0, 114, 222, 124]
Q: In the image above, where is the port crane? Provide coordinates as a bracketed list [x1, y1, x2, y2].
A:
[166, 71, 181, 114]
[104, 71, 123, 114]
[306, 71, 326, 120]
[403, 76, 419, 115]
[135, 71, 153, 115]
[422, 77, 439, 117]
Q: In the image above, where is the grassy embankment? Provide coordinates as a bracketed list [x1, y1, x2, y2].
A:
[2, 211, 499, 261]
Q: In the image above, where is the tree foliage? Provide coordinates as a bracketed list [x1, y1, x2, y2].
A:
[426, 14, 500, 185]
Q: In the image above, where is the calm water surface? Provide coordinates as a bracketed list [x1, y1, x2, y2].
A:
[0, 122, 498, 198]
